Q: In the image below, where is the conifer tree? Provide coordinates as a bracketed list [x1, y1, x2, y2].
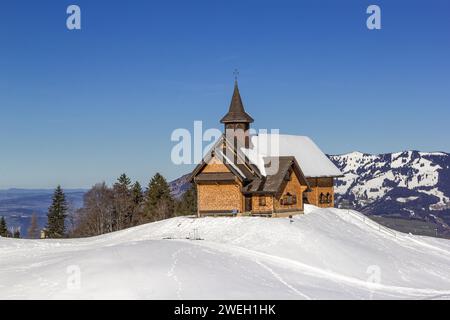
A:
[176, 185, 197, 216]
[130, 181, 144, 225]
[132, 181, 144, 205]
[117, 173, 131, 188]
[27, 213, 40, 239]
[144, 173, 174, 221]
[0, 216, 7, 237]
[46, 185, 68, 238]
[113, 173, 133, 230]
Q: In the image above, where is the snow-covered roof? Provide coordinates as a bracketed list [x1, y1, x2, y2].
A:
[241, 134, 343, 178]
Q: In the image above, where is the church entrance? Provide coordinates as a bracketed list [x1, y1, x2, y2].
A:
[245, 196, 252, 212]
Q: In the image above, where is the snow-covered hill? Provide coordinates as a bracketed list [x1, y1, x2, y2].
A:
[329, 151, 450, 234]
[1, 206, 450, 300]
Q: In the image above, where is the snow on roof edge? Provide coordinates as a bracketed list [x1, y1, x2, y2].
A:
[244, 134, 343, 178]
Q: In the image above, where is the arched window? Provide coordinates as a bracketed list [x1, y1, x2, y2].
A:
[326, 193, 332, 204]
[319, 193, 325, 204]
[282, 193, 297, 205]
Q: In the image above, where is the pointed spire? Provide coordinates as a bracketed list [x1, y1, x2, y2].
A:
[220, 80, 254, 124]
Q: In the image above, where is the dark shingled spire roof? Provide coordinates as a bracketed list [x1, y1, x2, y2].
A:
[220, 81, 254, 124]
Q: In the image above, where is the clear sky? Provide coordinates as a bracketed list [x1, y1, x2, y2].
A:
[1, 0, 449, 188]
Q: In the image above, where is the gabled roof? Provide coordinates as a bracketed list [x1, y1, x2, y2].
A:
[241, 134, 343, 178]
[220, 81, 254, 124]
[189, 135, 261, 183]
[243, 156, 310, 194]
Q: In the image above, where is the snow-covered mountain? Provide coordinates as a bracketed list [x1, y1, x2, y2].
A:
[329, 151, 450, 234]
[1, 205, 450, 299]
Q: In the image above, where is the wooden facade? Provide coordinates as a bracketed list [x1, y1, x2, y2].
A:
[305, 177, 335, 208]
[195, 158, 309, 217]
[191, 81, 340, 218]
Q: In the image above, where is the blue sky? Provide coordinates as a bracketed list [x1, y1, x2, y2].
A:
[0, 0, 449, 188]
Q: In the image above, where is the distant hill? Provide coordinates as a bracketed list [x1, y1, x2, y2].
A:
[169, 174, 192, 199]
[0, 189, 86, 236]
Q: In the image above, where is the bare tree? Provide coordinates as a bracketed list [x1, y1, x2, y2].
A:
[71, 183, 114, 237]
[27, 213, 40, 239]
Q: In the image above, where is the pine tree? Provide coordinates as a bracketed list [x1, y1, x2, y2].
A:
[176, 185, 197, 216]
[132, 181, 144, 205]
[130, 181, 144, 225]
[46, 185, 68, 238]
[0, 216, 7, 237]
[117, 173, 131, 188]
[143, 173, 174, 222]
[113, 173, 133, 230]
[27, 213, 40, 239]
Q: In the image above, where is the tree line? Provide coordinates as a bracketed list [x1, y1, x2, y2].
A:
[1, 173, 196, 239]
[59, 173, 196, 238]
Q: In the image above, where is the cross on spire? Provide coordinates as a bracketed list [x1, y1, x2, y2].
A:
[233, 69, 239, 82]
[220, 75, 254, 124]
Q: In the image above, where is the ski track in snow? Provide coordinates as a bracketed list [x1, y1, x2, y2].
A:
[253, 259, 311, 300]
[182, 238, 450, 299]
[167, 248, 184, 300]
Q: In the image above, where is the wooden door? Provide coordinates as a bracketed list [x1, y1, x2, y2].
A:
[245, 196, 252, 212]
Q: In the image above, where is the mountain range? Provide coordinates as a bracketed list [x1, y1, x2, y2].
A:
[329, 151, 450, 236]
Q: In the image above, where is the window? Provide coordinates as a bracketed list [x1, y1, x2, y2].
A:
[319, 193, 325, 204]
[320, 192, 332, 204]
[259, 196, 266, 206]
[282, 193, 297, 205]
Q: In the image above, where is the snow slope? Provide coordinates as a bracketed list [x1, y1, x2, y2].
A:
[1, 206, 450, 300]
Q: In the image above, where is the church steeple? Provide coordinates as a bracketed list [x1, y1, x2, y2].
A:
[220, 81, 254, 124]
[221, 80, 253, 149]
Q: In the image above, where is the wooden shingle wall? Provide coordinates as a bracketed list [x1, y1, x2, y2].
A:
[306, 177, 335, 208]
[251, 195, 274, 213]
[197, 183, 243, 215]
[273, 170, 307, 213]
[202, 156, 230, 173]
